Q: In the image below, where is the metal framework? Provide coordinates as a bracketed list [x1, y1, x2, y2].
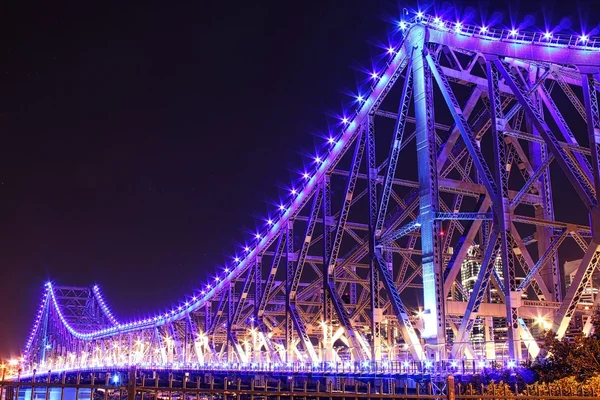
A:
[20, 14, 600, 374]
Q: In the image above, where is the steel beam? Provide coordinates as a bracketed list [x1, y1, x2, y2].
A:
[495, 59, 597, 210]
[409, 27, 445, 350]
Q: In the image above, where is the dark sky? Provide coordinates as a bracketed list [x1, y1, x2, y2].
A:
[0, 0, 597, 359]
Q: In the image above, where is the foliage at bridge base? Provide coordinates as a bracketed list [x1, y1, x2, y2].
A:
[459, 319, 600, 396]
[531, 322, 600, 382]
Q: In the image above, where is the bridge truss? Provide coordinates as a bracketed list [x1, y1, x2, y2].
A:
[22, 14, 600, 373]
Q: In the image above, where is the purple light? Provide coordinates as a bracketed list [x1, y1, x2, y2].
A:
[328, 136, 336, 145]
[398, 21, 407, 30]
[255, 233, 261, 239]
[224, 268, 229, 273]
[510, 29, 518, 37]
[580, 34, 589, 43]
[267, 219, 273, 225]
[244, 246, 250, 252]
[234, 256, 240, 262]
[433, 17, 441, 24]
[416, 11, 424, 19]
[356, 95, 364, 102]
[370, 72, 379, 80]
[454, 22, 462, 32]
[479, 26, 487, 34]
[387, 46, 394, 54]
[315, 156, 322, 163]
[291, 188, 297, 195]
[279, 204, 286, 211]
[544, 31, 552, 40]
[215, 277, 220, 282]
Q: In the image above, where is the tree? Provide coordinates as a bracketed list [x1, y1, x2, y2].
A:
[532, 318, 600, 381]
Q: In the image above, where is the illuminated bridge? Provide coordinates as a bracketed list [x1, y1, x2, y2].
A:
[18, 13, 600, 377]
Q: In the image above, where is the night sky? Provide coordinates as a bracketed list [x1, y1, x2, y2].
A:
[0, 0, 597, 359]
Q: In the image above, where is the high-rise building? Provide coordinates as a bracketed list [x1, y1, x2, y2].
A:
[457, 245, 530, 358]
[460, 245, 504, 301]
[564, 259, 600, 305]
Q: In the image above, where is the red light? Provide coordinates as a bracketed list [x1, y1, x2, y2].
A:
[439, 231, 445, 236]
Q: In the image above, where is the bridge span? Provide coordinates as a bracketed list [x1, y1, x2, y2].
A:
[14, 12, 600, 378]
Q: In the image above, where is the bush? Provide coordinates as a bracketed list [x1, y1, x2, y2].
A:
[531, 325, 600, 381]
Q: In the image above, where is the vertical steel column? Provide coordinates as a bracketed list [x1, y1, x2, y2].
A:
[254, 254, 262, 321]
[227, 282, 235, 363]
[487, 59, 520, 361]
[530, 68, 561, 302]
[322, 174, 334, 360]
[366, 115, 381, 361]
[289, 188, 321, 362]
[39, 294, 50, 365]
[408, 25, 445, 356]
[285, 221, 294, 363]
[582, 70, 600, 240]
[204, 302, 211, 334]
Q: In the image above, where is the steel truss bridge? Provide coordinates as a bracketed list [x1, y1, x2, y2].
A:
[20, 14, 600, 376]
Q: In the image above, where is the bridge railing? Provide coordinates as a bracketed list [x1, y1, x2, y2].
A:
[2, 369, 598, 400]
[415, 14, 600, 50]
[19, 359, 518, 379]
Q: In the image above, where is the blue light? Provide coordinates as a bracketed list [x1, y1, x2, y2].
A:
[425, 361, 432, 368]
[112, 375, 120, 384]
[416, 11, 424, 19]
[303, 172, 310, 179]
[356, 95, 364, 102]
[479, 361, 486, 368]
[244, 246, 250, 252]
[279, 204, 286, 211]
[267, 219, 273, 225]
[508, 360, 516, 368]
[234, 257, 240, 262]
[455, 22, 462, 33]
[398, 21, 407, 30]
[450, 361, 458, 368]
[510, 29, 518, 37]
[255, 233, 261, 239]
[580, 34, 589, 43]
[433, 17, 441, 24]
[387, 46, 394, 54]
[328, 136, 336, 144]
[402, 361, 410, 368]
[341, 117, 349, 124]
[370, 72, 379, 80]
[291, 188, 297, 195]
[315, 156, 322, 163]
[479, 26, 488, 34]
[544, 32, 552, 40]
